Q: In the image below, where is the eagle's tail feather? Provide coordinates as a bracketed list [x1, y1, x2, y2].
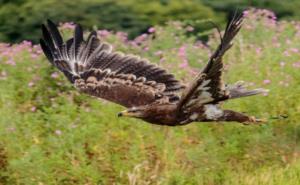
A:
[226, 81, 269, 99]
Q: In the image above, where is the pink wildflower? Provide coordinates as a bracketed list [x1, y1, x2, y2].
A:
[97, 30, 111, 38]
[148, 27, 155, 33]
[154, 50, 163, 56]
[290, 48, 299, 53]
[179, 61, 189, 68]
[31, 106, 36, 112]
[292, 62, 300, 68]
[6, 59, 16, 66]
[31, 53, 39, 59]
[263, 79, 271, 85]
[283, 50, 290, 57]
[256, 47, 262, 55]
[28, 81, 35, 87]
[51, 72, 59, 79]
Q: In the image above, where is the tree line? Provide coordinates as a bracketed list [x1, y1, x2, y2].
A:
[0, 0, 299, 43]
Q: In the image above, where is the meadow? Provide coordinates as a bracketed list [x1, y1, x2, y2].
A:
[0, 9, 300, 184]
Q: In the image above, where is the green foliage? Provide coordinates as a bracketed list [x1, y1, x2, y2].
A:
[2, 0, 300, 43]
[1, 9, 300, 184]
[118, 0, 220, 25]
[0, 0, 218, 43]
[202, 0, 300, 19]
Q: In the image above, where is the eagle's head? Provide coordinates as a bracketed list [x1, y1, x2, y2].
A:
[117, 107, 147, 118]
[117, 104, 178, 125]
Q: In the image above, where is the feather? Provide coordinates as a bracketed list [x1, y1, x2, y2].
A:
[40, 20, 184, 108]
[46, 20, 63, 50]
[226, 82, 269, 99]
[40, 39, 53, 62]
[73, 24, 84, 60]
[177, 13, 244, 111]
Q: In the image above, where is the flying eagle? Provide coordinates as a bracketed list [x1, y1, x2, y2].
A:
[40, 14, 267, 126]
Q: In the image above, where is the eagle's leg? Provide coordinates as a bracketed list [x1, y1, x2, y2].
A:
[217, 110, 266, 124]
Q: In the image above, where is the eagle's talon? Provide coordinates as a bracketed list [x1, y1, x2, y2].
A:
[245, 116, 267, 125]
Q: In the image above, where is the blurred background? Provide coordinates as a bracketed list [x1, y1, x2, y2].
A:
[1, 0, 300, 43]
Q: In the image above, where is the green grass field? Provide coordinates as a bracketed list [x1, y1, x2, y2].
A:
[1, 9, 300, 184]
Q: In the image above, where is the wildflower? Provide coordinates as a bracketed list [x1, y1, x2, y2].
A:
[31, 53, 39, 59]
[186, 26, 194, 32]
[290, 48, 299, 53]
[263, 79, 271, 85]
[134, 33, 148, 44]
[55, 130, 62, 136]
[292, 62, 300, 68]
[0, 71, 7, 80]
[179, 61, 188, 68]
[283, 50, 290, 57]
[154, 50, 163, 56]
[178, 45, 186, 58]
[31, 106, 36, 112]
[263, 92, 269, 96]
[279, 81, 284, 86]
[22, 40, 32, 47]
[6, 59, 16, 66]
[178, 45, 189, 68]
[116, 32, 128, 42]
[28, 81, 35, 87]
[148, 27, 155, 33]
[255, 47, 262, 55]
[280, 61, 285, 67]
[243, 10, 249, 17]
[70, 124, 77, 129]
[97, 30, 111, 38]
[33, 45, 43, 54]
[51, 72, 59, 79]
[6, 127, 16, 133]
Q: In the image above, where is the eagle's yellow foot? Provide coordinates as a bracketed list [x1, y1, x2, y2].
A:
[243, 116, 267, 125]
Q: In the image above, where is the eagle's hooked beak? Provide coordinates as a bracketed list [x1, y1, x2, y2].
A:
[117, 109, 143, 118]
[117, 110, 133, 117]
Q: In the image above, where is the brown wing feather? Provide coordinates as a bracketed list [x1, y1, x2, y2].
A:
[177, 13, 244, 111]
[40, 20, 184, 107]
[75, 68, 166, 107]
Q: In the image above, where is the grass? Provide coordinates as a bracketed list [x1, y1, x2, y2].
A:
[0, 9, 300, 184]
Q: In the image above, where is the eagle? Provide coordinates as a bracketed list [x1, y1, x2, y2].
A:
[40, 14, 268, 126]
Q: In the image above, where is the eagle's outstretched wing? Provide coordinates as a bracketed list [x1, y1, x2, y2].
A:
[177, 13, 244, 111]
[40, 20, 184, 107]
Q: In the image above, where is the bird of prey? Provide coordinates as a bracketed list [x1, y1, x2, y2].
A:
[40, 14, 267, 126]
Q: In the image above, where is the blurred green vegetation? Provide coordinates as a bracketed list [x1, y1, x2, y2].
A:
[1, 9, 300, 184]
[1, 0, 300, 43]
[202, 0, 300, 18]
[0, 0, 220, 43]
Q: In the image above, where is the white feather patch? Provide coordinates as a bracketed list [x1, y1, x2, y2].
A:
[189, 113, 199, 120]
[204, 104, 223, 120]
[185, 79, 214, 107]
[197, 91, 214, 104]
